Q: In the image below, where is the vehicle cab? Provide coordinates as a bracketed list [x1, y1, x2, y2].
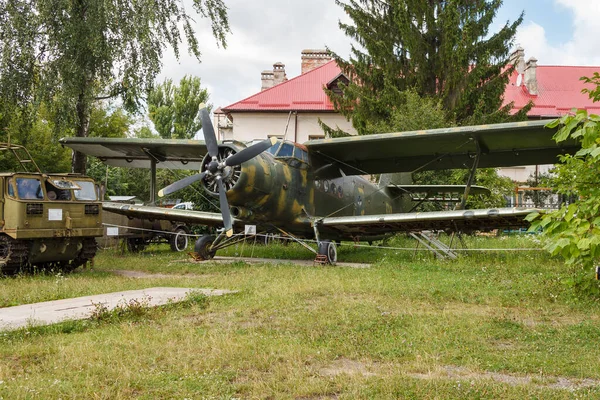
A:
[1, 173, 103, 239]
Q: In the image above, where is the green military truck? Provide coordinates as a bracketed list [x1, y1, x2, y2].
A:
[0, 143, 103, 274]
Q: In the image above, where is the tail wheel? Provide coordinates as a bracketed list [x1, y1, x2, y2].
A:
[318, 240, 337, 265]
[194, 235, 216, 260]
[170, 228, 189, 252]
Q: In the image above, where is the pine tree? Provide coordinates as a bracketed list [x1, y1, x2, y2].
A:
[328, 0, 526, 134]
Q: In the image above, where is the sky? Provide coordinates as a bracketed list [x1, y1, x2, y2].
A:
[158, 0, 600, 115]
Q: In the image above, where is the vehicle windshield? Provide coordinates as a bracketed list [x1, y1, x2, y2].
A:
[73, 180, 98, 201]
[16, 178, 44, 200]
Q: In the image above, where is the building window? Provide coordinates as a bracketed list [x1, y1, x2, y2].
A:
[308, 135, 325, 141]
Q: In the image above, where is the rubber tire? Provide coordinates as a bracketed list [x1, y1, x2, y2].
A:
[194, 235, 216, 260]
[318, 240, 337, 265]
[126, 238, 146, 253]
[169, 228, 189, 252]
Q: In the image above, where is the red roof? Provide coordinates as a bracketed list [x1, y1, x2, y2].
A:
[224, 61, 600, 117]
[503, 66, 600, 117]
[222, 60, 341, 112]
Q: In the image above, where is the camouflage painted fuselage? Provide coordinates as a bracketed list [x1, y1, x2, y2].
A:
[221, 143, 410, 240]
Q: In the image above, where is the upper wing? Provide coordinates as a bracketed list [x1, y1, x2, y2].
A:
[305, 120, 577, 175]
[103, 202, 231, 228]
[59, 137, 208, 170]
[321, 207, 537, 236]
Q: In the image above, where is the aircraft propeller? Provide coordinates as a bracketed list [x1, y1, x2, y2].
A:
[158, 104, 277, 237]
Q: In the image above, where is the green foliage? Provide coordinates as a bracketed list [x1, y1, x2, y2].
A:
[0, 0, 229, 172]
[148, 76, 211, 139]
[367, 89, 450, 133]
[328, 0, 525, 134]
[0, 105, 71, 173]
[88, 107, 133, 138]
[528, 81, 600, 294]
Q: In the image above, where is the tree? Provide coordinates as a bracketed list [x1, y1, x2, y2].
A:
[328, 0, 526, 134]
[0, 0, 229, 173]
[527, 73, 600, 295]
[1, 102, 133, 174]
[148, 76, 210, 139]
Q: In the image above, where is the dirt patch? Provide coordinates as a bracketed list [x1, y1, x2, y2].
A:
[409, 365, 600, 390]
[320, 358, 376, 377]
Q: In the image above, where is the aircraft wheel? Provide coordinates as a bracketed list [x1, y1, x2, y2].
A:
[318, 240, 337, 265]
[194, 235, 216, 260]
[169, 228, 189, 252]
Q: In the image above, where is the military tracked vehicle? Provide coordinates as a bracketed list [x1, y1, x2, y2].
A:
[0, 142, 103, 274]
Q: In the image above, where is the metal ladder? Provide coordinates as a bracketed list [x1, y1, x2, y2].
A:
[0, 142, 42, 173]
[410, 231, 458, 259]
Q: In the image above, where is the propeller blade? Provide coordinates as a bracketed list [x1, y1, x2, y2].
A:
[217, 179, 233, 237]
[225, 137, 278, 167]
[158, 172, 206, 198]
[200, 104, 219, 158]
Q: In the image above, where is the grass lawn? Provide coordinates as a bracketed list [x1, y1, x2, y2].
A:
[1, 234, 600, 399]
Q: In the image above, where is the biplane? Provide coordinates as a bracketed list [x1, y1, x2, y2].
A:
[60, 109, 577, 264]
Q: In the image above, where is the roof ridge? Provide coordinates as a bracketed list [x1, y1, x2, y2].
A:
[222, 59, 337, 110]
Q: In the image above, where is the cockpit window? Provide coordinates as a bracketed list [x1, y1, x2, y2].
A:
[16, 178, 44, 200]
[73, 180, 98, 200]
[267, 140, 281, 155]
[277, 143, 294, 158]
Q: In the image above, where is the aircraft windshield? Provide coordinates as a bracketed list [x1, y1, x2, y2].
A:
[267, 140, 281, 155]
[269, 140, 310, 168]
[16, 178, 44, 200]
[277, 143, 294, 157]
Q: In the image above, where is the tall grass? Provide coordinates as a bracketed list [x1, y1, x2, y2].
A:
[1, 233, 599, 399]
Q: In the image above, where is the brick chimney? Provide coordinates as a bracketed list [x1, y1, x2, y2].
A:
[301, 49, 332, 74]
[525, 57, 538, 96]
[261, 70, 274, 91]
[510, 46, 526, 75]
[273, 62, 287, 85]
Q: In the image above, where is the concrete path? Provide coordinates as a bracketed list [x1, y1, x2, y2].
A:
[206, 256, 371, 269]
[0, 287, 235, 331]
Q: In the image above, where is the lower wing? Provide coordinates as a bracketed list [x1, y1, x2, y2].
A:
[320, 207, 539, 236]
[102, 202, 229, 228]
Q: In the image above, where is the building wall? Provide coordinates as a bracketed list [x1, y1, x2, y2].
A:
[225, 112, 357, 143]
[497, 164, 554, 183]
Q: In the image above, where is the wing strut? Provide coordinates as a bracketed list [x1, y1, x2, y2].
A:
[141, 148, 162, 205]
[456, 139, 482, 210]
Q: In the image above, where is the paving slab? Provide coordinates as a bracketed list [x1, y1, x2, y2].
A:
[0, 287, 235, 331]
[205, 256, 371, 269]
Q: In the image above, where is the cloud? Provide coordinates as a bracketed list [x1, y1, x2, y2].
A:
[516, 1, 600, 65]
